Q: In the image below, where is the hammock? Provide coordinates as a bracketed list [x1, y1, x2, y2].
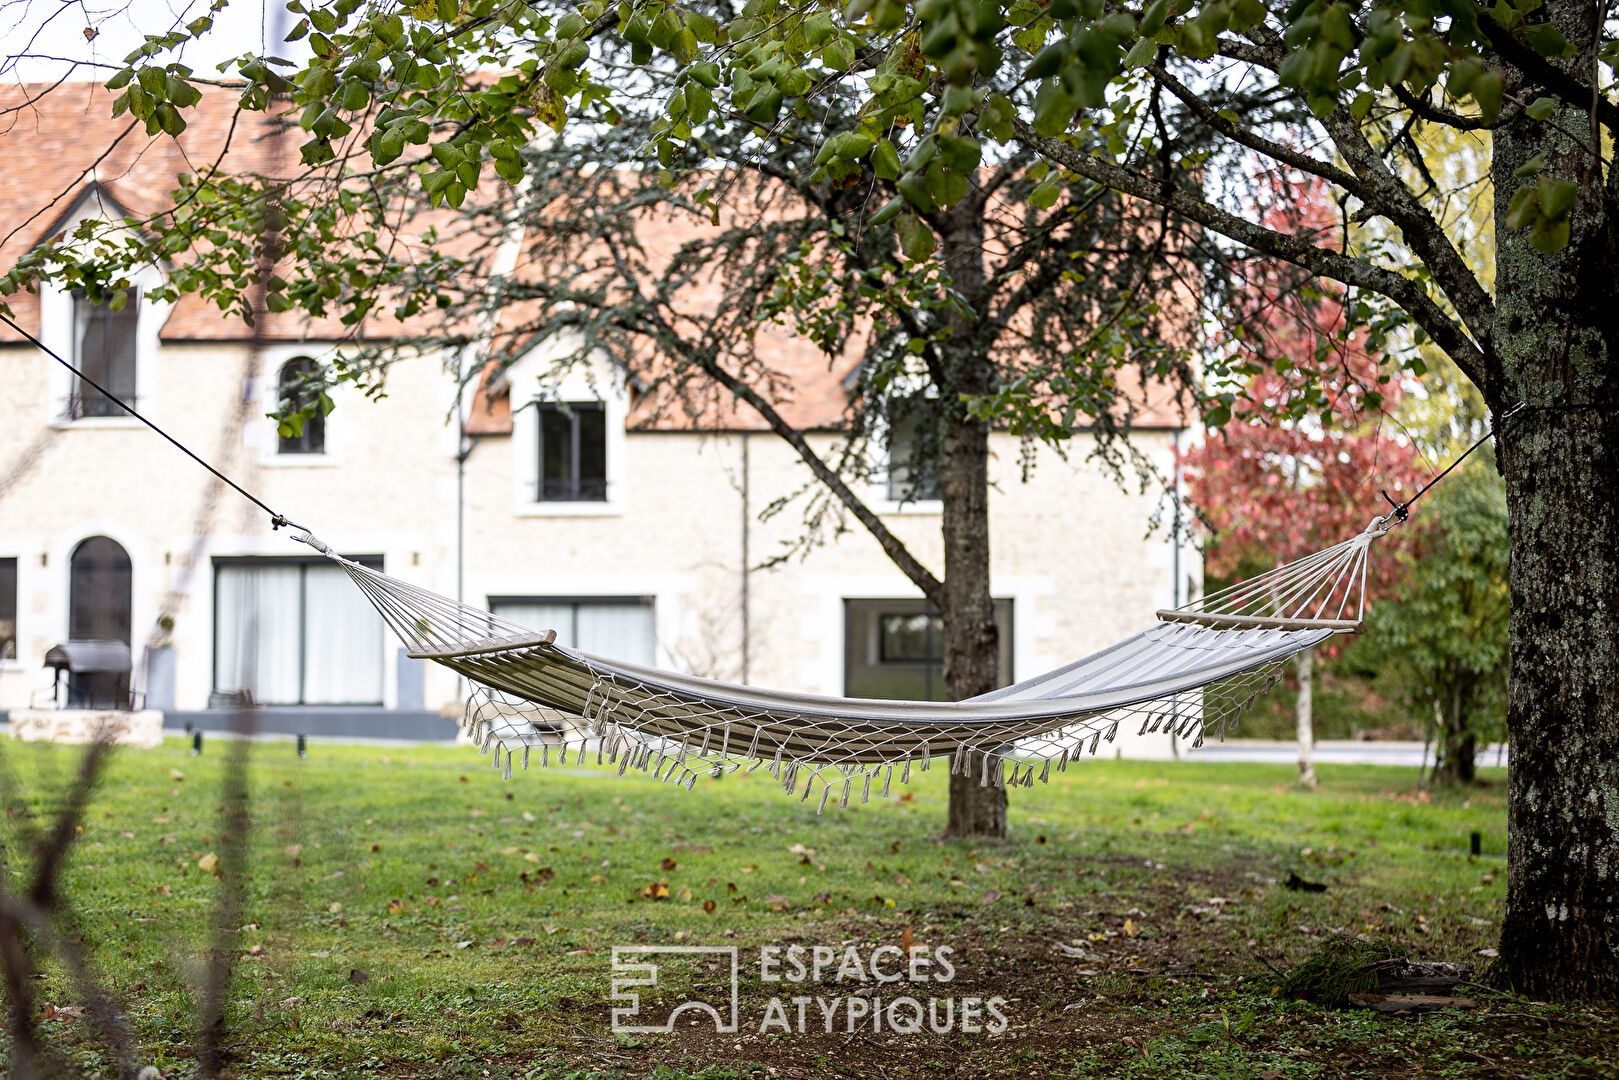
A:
[288, 515, 1395, 809]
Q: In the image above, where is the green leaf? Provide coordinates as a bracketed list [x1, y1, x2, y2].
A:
[1528, 217, 1570, 253]
[1028, 179, 1061, 209]
[802, 12, 836, 46]
[1513, 153, 1545, 178]
[1504, 185, 1537, 231]
[1139, 0, 1170, 36]
[1538, 177, 1577, 220]
[979, 94, 1014, 143]
[895, 213, 937, 261]
[871, 139, 901, 180]
[1526, 96, 1558, 121]
[1523, 23, 1574, 58]
[744, 84, 783, 124]
[868, 195, 906, 226]
[1472, 69, 1503, 123]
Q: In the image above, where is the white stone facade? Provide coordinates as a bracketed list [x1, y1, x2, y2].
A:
[1, 325, 1199, 757]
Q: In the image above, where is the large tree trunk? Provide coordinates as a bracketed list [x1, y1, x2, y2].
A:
[1492, 33, 1619, 996]
[938, 199, 1007, 840]
[941, 406, 1005, 838]
[1494, 406, 1619, 997]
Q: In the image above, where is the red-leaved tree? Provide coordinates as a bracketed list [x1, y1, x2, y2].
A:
[1185, 182, 1427, 784]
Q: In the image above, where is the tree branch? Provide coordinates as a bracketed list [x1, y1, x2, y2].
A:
[1015, 119, 1494, 393]
[1477, 12, 1619, 135]
[1315, 106, 1497, 350]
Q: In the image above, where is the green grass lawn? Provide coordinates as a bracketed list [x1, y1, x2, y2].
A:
[1, 736, 1612, 1079]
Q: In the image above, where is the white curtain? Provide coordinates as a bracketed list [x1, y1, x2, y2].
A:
[214, 564, 301, 704]
[215, 562, 384, 705]
[577, 603, 655, 665]
[494, 601, 655, 666]
[497, 602, 576, 645]
[302, 564, 384, 704]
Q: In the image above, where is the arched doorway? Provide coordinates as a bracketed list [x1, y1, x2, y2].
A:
[69, 536, 132, 643]
[67, 536, 132, 707]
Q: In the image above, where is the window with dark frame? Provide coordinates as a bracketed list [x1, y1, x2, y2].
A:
[276, 357, 326, 454]
[844, 598, 1013, 702]
[67, 537, 133, 708]
[537, 401, 608, 501]
[69, 290, 139, 418]
[0, 558, 17, 661]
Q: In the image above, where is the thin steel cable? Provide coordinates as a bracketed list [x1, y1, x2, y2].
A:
[0, 309, 302, 533]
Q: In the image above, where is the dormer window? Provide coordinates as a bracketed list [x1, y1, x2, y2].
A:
[276, 357, 326, 455]
[69, 290, 139, 418]
[537, 401, 607, 501]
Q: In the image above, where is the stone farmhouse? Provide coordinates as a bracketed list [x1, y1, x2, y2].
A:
[0, 83, 1198, 754]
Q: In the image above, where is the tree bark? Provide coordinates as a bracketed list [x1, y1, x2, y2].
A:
[941, 402, 1005, 838]
[1432, 682, 1478, 788]
[1492, 26, 1619, 995]
[938, 199, 1007, 840]
[1296, 647, 1318, 790]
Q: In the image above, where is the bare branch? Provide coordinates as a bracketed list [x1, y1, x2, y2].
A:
[1015, 119, 1494, 394]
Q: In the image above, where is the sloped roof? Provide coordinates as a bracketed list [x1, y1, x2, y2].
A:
[2, 81, 1190, 433]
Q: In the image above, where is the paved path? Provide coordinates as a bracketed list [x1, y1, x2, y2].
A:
[1186, 739, 1508, 768]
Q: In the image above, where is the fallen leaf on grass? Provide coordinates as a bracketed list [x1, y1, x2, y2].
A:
[510, 937, 535, 947]
[169, 770, 185, 782]
[386, 899, 406, 915]
[660, 857, 678, 872]
[196, 853, 218, 873]
[284, 844, 302, 859]
[1123, 919, 1138, 938]
[328, 902, 343, 914]
[348, 969, 369, 984]
[455, 940, 475, 949]
[703, 900, 717, 914]
[639, 882, 670, 900]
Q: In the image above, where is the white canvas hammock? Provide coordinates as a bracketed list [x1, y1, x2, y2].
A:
[287, 515, 1397, 809]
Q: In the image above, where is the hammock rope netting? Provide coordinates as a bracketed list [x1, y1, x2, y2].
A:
[290, 515, 1395, 811]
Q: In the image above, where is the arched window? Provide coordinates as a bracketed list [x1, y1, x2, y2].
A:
[276, 357, 325, 454]
[67, 537, 132, 708]
[69, 536, 132, 643]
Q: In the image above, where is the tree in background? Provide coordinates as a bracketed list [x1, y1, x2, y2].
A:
[1185, 185, 1425, 786]
[1358, 450, 1509, 787]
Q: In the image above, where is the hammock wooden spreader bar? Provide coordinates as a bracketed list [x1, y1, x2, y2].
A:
[289, 515, 1395, 808]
